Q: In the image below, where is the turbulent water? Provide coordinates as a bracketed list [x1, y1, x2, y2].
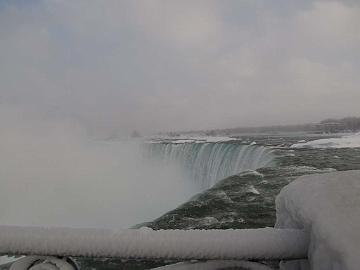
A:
[145, 142, 275, 189]
[143, 135, 360, 231]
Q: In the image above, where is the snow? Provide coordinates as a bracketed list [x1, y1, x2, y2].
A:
[275, 170, 360, 270]
[193, 136, 238, 143]
[151, 260, 273, 270]
[0, 255, 17, 265]
[167, 139, 197, 144]
[10, 256, 77, 270]
[0, 226, 308, 260]
[291, 132, 360, 148]
[148, 136, 238, 144]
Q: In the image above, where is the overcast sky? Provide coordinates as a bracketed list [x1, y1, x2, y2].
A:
[0, 0, 359, 135]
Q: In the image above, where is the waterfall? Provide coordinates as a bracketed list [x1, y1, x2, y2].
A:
[144, 142, 275, 189]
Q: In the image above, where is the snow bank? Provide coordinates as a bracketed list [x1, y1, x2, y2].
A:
[0, 255, 17, 265]
[291, 133, 360, 148]
[151, 260, 273, 270]
[276, 170, 360, 270]
[0, 226, 307, 260]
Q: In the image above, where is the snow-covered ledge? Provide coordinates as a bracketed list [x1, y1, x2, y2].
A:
[275, 170, 360, 270]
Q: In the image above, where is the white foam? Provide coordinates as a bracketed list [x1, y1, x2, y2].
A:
[239, 170, 265, 178]
[285, 166, 336, 174]
[246, 185, 261, 195]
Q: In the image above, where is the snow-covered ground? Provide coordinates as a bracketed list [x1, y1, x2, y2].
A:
[148, 136, 238, 144]
[276, 170, 360, 270]
[291, 132, 360, 148]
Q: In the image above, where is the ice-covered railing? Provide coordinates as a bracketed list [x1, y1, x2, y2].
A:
[0, 226, 308, 260]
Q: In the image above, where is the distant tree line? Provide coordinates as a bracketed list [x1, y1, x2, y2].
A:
[162, 116, 360, 136]
[319, 117, 360, 133]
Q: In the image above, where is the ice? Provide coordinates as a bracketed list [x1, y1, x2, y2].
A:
[0, 226, 307, 260]
[291, 132, 360, 148]
[148, 136, 238, 144]
[170, 139, 196, 144]
[275, 170, 360, 270]
[192, 136, 237, 143]
[151, 260, 273, 270]
[10, 256, 76, 270]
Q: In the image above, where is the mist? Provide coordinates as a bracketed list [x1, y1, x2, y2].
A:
[0, 106, 194, 229]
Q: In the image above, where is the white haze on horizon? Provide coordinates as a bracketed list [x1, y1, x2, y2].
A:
[0, 106, 195, 229]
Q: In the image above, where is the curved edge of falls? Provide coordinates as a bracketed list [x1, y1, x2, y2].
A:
[144, 142, 276, 189]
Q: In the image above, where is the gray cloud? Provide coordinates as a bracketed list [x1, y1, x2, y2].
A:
[0, 0, 359, 135]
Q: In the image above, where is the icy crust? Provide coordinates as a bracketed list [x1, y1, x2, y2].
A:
[0, 226, 307, 260]
[151, 260, 273, 270]
[291, 133, 360, 148]
[275, 170, 360, 270]
[10, 256, 78, 270]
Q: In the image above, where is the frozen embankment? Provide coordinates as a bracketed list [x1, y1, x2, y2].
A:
[291, 132, 360, 148]
[276, 170, 360, 270]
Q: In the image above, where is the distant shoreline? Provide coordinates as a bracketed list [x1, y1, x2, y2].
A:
[160, 116, 360, 137]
